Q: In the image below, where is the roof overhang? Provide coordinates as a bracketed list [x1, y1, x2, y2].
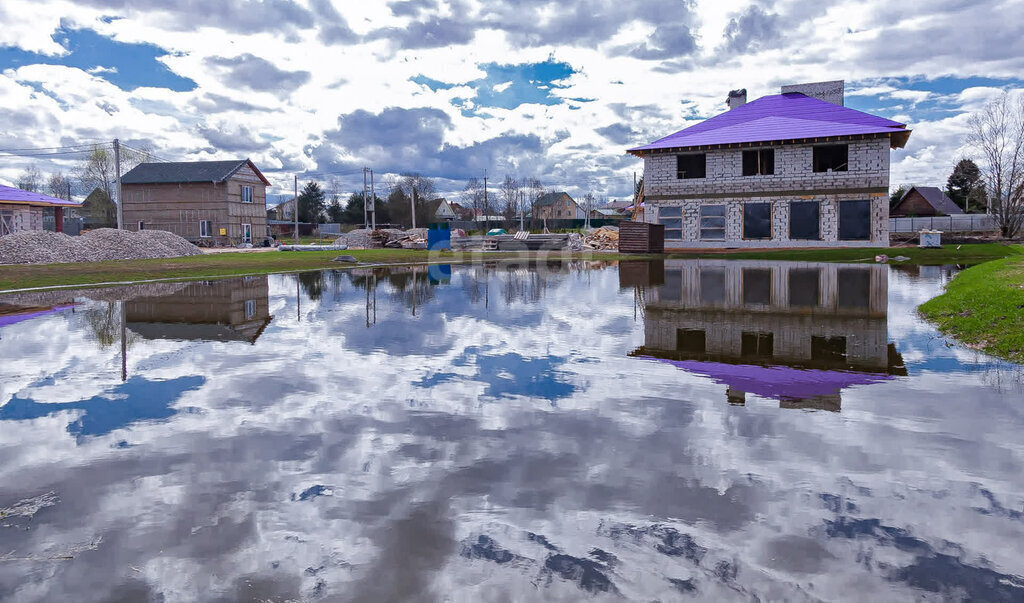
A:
[628, 130, 912, 157]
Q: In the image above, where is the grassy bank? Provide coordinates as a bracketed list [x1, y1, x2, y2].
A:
[1, 243, 1021, 293]
[920, 256, 1024, 363]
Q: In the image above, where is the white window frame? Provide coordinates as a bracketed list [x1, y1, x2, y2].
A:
[241, 186, 254, 204]
[137, 221, 145, 231]
[244, 299, 256, 319]
[199, 220, 212, 238]
[242, 223, 252, 243]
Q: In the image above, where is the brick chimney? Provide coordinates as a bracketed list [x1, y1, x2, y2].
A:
[727, 89, 747, 110]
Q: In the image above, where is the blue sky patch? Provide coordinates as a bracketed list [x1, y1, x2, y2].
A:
[0, 26, 196, 92]
[410, 58, 577, 116]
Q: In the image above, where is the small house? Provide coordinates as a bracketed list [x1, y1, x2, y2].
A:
[0, 184, 80, 236]
[121, 159, 270, 245]
[890, 186, 963, 217]
[627, 81, 912, 249]
[425, 198, 457, 221]
[533, 192, 585, 220]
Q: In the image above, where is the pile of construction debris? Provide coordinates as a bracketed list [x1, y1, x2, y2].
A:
[583, 226, 620, 250]
[335, 228, 428, 249]
[0, 228, 202, 265]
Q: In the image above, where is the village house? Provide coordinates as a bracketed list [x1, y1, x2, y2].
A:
[121, 159, 270, 245]
[890, 186, 963, 217]
[425, 198, 457, 221]
[533, 191, 586, 220]
[0, 184, 80, 236]
[628, 81, 912, 248]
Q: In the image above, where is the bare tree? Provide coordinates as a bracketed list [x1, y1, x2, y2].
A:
[462, 178, 485, 222]
[967, 92, 1024, 238]
[500, 175, 521, 219]
[76, 143, 151, 201]
[16, 166, 42, 192]
[526, 177, 544, 217]
[46, 172, 72, 200]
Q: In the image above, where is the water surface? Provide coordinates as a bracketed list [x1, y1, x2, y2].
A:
[0, 260, 1022, 601]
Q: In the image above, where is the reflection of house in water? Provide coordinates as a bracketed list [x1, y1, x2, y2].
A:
[125, 276, 272, 343]
[630, 260, 905, 411]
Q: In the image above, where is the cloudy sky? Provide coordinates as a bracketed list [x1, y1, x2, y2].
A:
[1, 0, 1022, 200]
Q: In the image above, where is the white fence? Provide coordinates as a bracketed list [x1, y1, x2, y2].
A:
[889, 214, 997, 233]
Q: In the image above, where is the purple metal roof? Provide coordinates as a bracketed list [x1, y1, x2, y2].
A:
[0, 305, 77, 328]
[628, 93, 910, 154]
[647, 356, 893, 400]
[0, 184, 80, 207]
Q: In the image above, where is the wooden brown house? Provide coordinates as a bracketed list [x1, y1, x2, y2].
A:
[891, 186, 963, 217]
[121, 159, 270, 245]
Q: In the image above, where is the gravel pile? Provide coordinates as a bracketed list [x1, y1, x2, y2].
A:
[0, 228, 203, 265]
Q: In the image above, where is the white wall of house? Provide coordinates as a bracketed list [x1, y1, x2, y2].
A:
[642, 138, 892, 248]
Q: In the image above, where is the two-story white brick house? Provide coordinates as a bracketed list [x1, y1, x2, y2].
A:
[628, 81, 911, 249]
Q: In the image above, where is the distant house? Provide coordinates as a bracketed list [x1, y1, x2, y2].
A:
[590, 207, 627, 220]
[891, 186, 963, 217]
[533, 192, 585, 220]
[425, 198, 457, 222]
[449, 202, 475, 221]
[121, 159, 270, 245]
[271, 197, 297, 220]
[628, 80, 911, 248]
[0, 184, 80, 236]
[81, 188, 116, 228]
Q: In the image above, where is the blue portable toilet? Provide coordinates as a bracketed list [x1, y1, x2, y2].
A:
[428, 264, 452, 284]
[427, 222, 452, 250]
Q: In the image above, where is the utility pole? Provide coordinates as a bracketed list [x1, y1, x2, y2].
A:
[362, 168, 368, 229]
[114, 138, 123, 230]
[370, 169, 376, 230]
[411, 186, 417, 230]
[293, 175, 299, 244]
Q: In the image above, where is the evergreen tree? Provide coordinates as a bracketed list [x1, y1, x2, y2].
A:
[297, 181, 326, 224]
[946, 158, 985, 212]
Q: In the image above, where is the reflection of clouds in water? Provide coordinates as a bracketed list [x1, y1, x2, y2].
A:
[0, 264, 1021, 600]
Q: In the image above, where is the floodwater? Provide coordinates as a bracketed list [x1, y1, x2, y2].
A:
[0, 260, 1022, 602]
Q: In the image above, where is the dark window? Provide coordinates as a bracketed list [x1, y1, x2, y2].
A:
[662, 269, 683, 302]
[700, 269, 726, 304]
[789, 201, 820, 240]
[812, 336, 847, 363]
[676, 329, 706, 354]
[742, 149, 775, 176]
[677, 154, 706, 179]
[659, 206, 683, 240]
[743, 268, 772, 305]
[789, 268, 821, 307]
[743, 203, 772, 239]
[700, 205, 725, 240]
[741, 332, 774, 358]
[137, 221, 145, 231]
[838, 268, 871, 309]
[813, 144, 848, 172]
[839, 199, 871, 240]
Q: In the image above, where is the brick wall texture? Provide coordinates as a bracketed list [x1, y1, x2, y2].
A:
[643, 138, 892, 248]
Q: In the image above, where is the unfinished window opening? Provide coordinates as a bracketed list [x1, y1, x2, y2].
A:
[1, 210, 13, 236]
[839, 199, 871, 241]
[743, 203, 772, 240]
[789, 268, 821, 308]
[741, 332, 774, 359]
[742, 268, 772, 305]
[676, 329, 706, 354]
[677, 154, 706, 179]
[742, 149, 775, 176]
[700, 269, 726, 304]
[789, 201, 820, 240]
[813, 144, 848, 172]
[199, 220, 212, 238]
[699, 205, 725, 240]
[812, 336, 848, 364]
[837, 268, 871, 309]
[658, 206, 683, 240]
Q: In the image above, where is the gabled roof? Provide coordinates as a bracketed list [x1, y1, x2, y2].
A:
[628, 93, 911, 156]
[0, 184, 80, 207]
[121, 159, 270, 185]
[534, 191, 573, 207]
[897, 186, 963, 215]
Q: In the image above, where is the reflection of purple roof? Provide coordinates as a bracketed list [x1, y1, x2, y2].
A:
[0, 184, 80, 207]
[0, 304, 76, 328]
[647, 357, 893, 399]
[628, 93, 910, 155]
